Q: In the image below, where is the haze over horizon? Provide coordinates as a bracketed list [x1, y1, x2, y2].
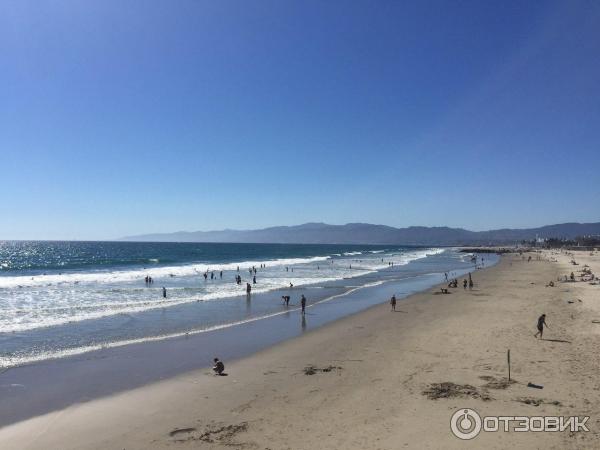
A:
[2, 1, 600, 241]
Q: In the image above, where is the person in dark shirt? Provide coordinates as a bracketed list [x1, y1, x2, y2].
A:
[300, 295, 306, 315]
[390, 295, 397, 311]
[213, 357, 225, 375]
[534, 314, 549, 339]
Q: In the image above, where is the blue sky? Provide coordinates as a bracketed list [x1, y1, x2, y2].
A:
[1, 0, 599, 240]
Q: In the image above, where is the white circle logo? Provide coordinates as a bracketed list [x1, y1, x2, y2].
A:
[450, 408, 482, 440]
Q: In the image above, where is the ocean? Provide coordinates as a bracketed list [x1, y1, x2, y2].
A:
[0, 241, 494, 369]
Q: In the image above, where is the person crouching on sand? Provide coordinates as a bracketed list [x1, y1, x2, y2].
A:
[534, 314, 549, 339]
[390, 295, 396, 311]
[213, 357, 225, 375]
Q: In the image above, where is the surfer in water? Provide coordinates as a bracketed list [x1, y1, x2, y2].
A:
[162, 287, 167, 298]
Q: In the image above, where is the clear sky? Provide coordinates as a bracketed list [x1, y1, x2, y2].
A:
[1, 0, 599, 240]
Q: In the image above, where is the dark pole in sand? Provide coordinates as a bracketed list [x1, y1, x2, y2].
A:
[507, 349, 511, 382]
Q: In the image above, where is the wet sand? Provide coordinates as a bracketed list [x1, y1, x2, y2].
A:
[1, 250, 599, 449]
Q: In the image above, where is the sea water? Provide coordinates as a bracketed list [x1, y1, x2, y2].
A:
[0, 241, 492, 369]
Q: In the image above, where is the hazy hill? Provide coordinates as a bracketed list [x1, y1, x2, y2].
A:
[120, 222, 600, 245]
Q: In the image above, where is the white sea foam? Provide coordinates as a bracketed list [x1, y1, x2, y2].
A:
[0, 255, 331, 289]
[0, 278, 389, 369]
[0, 248, 446, 335]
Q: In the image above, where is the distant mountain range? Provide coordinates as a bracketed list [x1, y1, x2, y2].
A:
[119, 222, 600, 246]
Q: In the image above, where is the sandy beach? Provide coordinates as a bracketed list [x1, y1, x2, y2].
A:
[1, 250, 600, 449]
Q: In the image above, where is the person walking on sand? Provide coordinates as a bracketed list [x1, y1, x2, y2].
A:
[300, 294, 306, 315]
[463, 279, 468, 290]
[390, 295, 397, 311]
[534, 314, 549, 339]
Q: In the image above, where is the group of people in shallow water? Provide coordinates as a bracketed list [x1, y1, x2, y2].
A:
[281, 294, 307, 314]
[144, 262, 302, 305]
[203, 271, 223, 281]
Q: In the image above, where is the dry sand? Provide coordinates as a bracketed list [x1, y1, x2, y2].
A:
[1, 250, 600, 449]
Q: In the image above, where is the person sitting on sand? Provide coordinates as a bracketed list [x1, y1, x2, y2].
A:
[534, 314, 549, 339]
[390, 295, 397, 311]
[570, 272, 575, 281]
[213, 357, 225, 375]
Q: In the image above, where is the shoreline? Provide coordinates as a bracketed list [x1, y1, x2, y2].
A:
[0, 253, 488, 427]
[1, 246, 458, 369]
[3, 250, 599, 448]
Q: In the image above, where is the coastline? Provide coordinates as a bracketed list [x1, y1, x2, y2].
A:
[1, 250, 599, 449]
[0, 251, 485, 427]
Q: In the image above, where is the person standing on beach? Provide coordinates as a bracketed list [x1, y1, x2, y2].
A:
[463, 279, 467, 289]
[534, 314, 549, 339]
[300, 294, 306, 315]
[390, 295, 397, 311]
